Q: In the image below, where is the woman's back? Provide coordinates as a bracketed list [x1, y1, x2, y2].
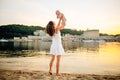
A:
[51, 31, 62, 44]
[50, 31, 64, 55]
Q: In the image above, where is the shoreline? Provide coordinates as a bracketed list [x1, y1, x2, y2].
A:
[0, 69, 120, 80]
[0, 56, 120, 75]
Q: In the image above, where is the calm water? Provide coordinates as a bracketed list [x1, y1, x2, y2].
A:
[0, 41, 120, 74]
[0, 40, 100, 53]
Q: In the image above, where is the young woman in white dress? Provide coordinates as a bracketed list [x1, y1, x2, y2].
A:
[46, 10, 66, 76]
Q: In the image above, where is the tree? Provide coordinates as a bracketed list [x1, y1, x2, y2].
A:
[0, 24, 45, 39]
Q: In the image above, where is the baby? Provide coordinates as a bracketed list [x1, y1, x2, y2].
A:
[56, 10, 66, 21]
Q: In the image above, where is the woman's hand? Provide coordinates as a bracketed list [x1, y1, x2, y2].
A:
[60, 14, 64, 19]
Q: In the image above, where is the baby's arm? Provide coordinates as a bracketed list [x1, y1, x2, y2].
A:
[61, 13, 66, 21]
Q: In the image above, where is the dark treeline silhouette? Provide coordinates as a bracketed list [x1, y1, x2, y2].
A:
[0, 24, 44, 39]
[0, 24, 84, 39]
[99, 33, 120, 37]
[0, 24, 119, 39]
[61, 29, 84, 35]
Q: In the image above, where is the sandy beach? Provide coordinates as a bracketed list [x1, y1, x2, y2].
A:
[0, 69, 120, 80]
[0, 56, 120, 80]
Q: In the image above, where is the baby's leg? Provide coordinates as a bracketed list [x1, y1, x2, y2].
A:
[62, 14, 66, 21]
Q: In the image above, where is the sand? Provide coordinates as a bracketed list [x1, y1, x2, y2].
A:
[0, 56, 120, 80]
[0, 69, 120, 80]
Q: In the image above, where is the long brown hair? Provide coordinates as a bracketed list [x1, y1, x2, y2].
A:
[45, 21, 55, 36]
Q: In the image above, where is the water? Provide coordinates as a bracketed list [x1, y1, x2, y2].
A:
[0, 40, 120, 75]
[0, 40, 99, 54]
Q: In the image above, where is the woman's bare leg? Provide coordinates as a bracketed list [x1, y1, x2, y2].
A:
[56, 55, 61, 75]
[49, 55, 55, 74]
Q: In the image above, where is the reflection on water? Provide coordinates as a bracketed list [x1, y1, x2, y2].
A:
[1, 41, 119, 57]
[13, 40, 51, 51]
[0, 40, 99, 54]
[0, 41, 120, 74]
[0, 40, 51, 51]
[0, 40, 119, 56]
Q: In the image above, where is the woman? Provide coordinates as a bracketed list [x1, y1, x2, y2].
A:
[46, 10, 66, 76]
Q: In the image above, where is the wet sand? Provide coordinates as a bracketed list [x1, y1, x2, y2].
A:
[0, 56, 120, 80]
[0, 69, 120, 80]
[0, 56, 120, 75]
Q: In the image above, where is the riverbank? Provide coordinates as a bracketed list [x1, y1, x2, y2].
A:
[0, 56, 120, 75]
[0, 69, 120, 80]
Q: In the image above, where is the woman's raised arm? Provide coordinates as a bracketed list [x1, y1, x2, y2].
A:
[60, 14, 66, 30]
[55, 13, 66, 33]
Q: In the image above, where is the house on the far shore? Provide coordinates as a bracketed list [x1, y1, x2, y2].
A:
[82, 29, 99, 40]
[34, 30, 46, 36]
[28, 30, 51, 41]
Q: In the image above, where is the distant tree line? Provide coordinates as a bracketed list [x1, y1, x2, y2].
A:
[0, 24, 84, 39]
[0, 24, 44, 39]
[99, 33, 120, 37]
[61, 29, 84, 35]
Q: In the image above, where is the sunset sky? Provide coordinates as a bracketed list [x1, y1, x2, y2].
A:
[0, 0, 120, 35]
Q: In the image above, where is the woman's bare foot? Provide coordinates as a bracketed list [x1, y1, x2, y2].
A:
[49, 71, 52, 75]
[56, 73, 61, 76]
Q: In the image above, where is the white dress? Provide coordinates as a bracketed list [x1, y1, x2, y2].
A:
[50, 31, 64, 55]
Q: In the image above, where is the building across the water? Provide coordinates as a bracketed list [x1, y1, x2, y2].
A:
[82, 29, 99, 40]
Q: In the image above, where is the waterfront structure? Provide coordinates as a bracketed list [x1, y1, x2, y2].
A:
[82, 29, 99, 40]
[34, 30, 46, 36]
[63, 34, 82, 41]
[0, 38, 8, 42]
[115, 35, 120, 42]
[14, 37, 20, 40]
[28, 36, 41, 40]
[100, 35, 116, 42]
[31, 30, 51, 41]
